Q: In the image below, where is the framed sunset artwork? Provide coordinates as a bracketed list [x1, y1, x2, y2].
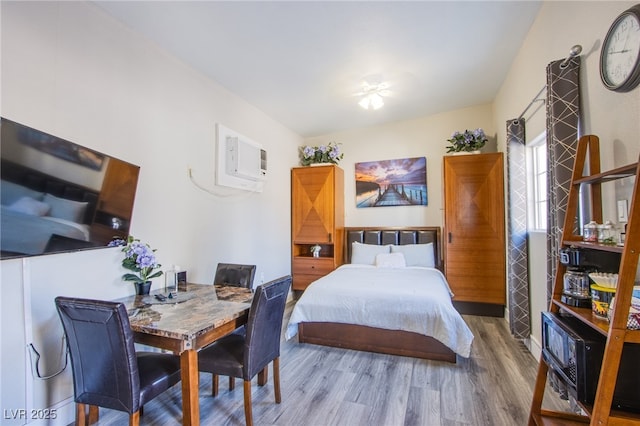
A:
[355, 156, 428, 208]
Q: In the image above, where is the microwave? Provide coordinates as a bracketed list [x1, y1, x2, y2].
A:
[541, 311, 640, 412]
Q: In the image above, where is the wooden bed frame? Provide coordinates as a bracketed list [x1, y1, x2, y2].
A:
[297, 226, 457, 363]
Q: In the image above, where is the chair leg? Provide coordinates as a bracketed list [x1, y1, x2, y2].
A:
[129, 410, 140, 426]
[88, 405, 99, 424]
[243, 380, 253, 426]
[212, 373, 219, 397]
[273, 357, 281, 404]
[257, 366, 268, 386]
[229, 376, 235, 391]
[76, 403, 87, 426]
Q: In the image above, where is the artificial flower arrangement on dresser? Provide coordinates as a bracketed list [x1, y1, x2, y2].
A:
[446, 128, 488, 154]
[299, 141, 344, 166]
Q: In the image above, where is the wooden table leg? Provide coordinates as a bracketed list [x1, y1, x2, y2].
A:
[180, 349, 199, 426]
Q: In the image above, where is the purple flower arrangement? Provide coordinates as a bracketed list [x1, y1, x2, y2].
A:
[300, 142, 344, 166]
[446, 128, 488, 153]
[109, 236, 163, 283]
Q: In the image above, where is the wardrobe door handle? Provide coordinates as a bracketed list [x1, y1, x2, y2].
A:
[448, 232, 452, 243]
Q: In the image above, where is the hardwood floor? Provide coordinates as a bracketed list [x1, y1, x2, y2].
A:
[89, 306, 569, 425]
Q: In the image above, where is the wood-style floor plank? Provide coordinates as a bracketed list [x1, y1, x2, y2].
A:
[84, 306, 570, 426]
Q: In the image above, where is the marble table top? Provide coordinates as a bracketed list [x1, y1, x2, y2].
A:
[115, 283, 252, 348]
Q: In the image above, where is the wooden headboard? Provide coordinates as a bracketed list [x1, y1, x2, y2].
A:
[344, 226, 442, 270]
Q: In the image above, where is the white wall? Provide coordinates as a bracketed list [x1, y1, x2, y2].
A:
[304, 103, 495, 228]
[493, 1, 640, 356]
[1, 2, 300, 424]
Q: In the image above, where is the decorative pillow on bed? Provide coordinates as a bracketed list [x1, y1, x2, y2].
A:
[375, 252, 406, 268]
[351, 242, 391, 265]
[390, 243, 435, 267]
[7, 196, 51, 216]
[1, 180, 45, 205]
[43, 193, 88, 223]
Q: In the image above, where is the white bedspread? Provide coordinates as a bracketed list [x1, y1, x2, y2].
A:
[286, 264, 474, 358]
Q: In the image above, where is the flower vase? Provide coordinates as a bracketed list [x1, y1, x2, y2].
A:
[135, 281, 152, 295]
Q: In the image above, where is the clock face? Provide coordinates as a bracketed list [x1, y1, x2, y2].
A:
[601, 6, 640, 92]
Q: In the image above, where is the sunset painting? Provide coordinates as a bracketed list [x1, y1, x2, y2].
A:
[355, 157, 427, 208]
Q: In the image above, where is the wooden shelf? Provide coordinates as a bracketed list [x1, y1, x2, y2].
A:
[292, 241, 335, 246]
[573, 162, 637, 185]
[562, 239, 624, 253]
[533, 409, 640, 426]
[529, 135, 640, 425]
[533, 410, 590, 425]
[552, 301, 610, 335]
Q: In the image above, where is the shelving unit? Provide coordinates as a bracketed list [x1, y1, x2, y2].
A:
[529, 135, 640, 426]
[291, 165, 344, 291]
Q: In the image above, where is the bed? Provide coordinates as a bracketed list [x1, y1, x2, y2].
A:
[1, 159, 99, 257]
[286, 227, 474, 362]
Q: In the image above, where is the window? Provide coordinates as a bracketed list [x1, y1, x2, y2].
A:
[526, 132, 547, 231]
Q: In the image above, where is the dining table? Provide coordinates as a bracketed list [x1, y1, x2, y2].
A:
[115, 283, 253, 426]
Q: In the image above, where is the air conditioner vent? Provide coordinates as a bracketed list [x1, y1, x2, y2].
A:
[216, 124, 266, 192]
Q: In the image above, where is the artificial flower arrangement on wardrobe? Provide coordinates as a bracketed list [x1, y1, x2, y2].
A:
[109, 235, 162, 295]
[299, 141, 344, 166]
[445, 128, 488, 153]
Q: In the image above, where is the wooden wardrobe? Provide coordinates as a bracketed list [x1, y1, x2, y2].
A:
[443, 152, 506, 316]
[291, 165, 344, 291]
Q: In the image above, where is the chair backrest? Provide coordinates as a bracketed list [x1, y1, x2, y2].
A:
[213, 263, 257, 289]
[55, 297, 141, 414]
[243, 275, 291, 379]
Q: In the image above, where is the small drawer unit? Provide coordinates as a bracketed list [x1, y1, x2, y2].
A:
[292, 257, 334, 290]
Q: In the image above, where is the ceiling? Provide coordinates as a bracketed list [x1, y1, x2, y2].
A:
[94, 1, 542, 138]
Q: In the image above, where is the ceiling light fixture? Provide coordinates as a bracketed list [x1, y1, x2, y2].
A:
[356, 81, 390, 110]
[358, 92, 385, 110]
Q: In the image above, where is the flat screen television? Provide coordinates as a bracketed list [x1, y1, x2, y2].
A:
[1, 117, 140, 259]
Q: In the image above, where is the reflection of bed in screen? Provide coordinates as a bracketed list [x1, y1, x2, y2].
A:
[1, 159, 100, 257]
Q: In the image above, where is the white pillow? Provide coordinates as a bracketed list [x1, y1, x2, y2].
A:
[375, 252, 406, 268]
[7, 196, 51, 216]
[390, 243, 435, 267]
[43, 193, 88, 223]
[351, 242, 391, 265]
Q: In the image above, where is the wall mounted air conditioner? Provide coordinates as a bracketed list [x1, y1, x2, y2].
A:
[225, 136, 267, 182]
[216, 124, 267, 192]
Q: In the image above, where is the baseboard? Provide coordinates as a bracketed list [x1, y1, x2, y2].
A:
[453, 301, 505, 317]
[528, 334, 542, 360]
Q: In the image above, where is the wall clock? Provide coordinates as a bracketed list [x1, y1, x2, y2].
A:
[600, 4, 640, 92]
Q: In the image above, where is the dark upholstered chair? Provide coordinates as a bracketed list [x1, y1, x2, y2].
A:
[213, 263, 257, 289]
[213, 262, 257, 390]
[55, 297, 182, 426]
[198, 275, 291, 426]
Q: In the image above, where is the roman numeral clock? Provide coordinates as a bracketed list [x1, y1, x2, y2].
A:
[600, 3, 640, 92]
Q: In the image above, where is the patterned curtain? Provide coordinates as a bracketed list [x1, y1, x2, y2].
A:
[546, 57, 581, 304]
[506, 119, 530, 338]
